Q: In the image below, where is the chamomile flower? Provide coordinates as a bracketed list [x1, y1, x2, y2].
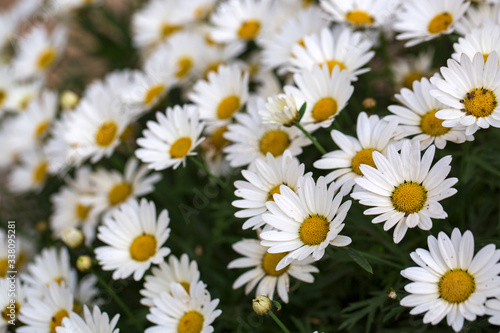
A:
[145, 281, 222, 333]
[233, 150, 309, 230]
[454, 3, 500, 36]
[351, 140, 458, 244]
[0, 278, 24, 329]
[165, 31, 208, 83]
[430, 52, 500, 135]
[393, 0, 469, 47]
[0, 66, 15, 115]
[189, 65, 249, 127]
[136, 104, 205, 171]
[224, 97, 310, 168]
[387, 78, 472, 149]
[313, 112, 399, 195]
[8, 148, 50, 194]
[260, 175, 352, 271]
[400, 228, 500, 332]
[13, 25, 67, 80]
[259, 93, 300, 127]
[452, 22, 500, 64]
[57, 305, 120, 333]
[320, 0, 400, 28]
[4, 79, 42, 113]
[285, 64, 354, 127]
[95, 199, 171, 281]
[289, 26, 375, 81]
[228, 236, 318, 303]
[392, 48, 435, 89]
[18, 282, 73, 333]
[140, 254, 200, 307]
[82, 158, 161, 216]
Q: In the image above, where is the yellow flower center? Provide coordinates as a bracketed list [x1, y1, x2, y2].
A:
[262, 252, 289, 276]
[351, 148, 377, 176]
[438, 269, 476, 304]
[178, 310, 204, 333]
[391, 181, 427, 215]
[170, 137, 192, 158]
[237, 20, 261, 39]
[428, 12, 453, 34]
[108, 182, 132, 206]
[2, 302, 19, 321]
[160, 23, 181, 39]
[204, 61, 221, 78]
[345, 10, 374, 26]
[37, 48, 56, 70]
[259, 130, 290, 157]
[463, 88, 497, 118]
[19, 96, 33, 110]
[130, 234, 157, 262]
[0, 259, 7, 277]
[0, 90, 6, 106]
[217, 95, 240, 120]
[403, 72, 425, 90]
[483, 53, 490, 63]
[267, 184, 283, 202]
[75, 203, 91, 220]
[33, 161, 48, 185]
[210, 126, 228, 150]
[180, 282, 190, 294]
[299, 214, 330, 246]
[95, 121, 118, 147]
[320, 60, 346, 75]
[311, 97, 338, 123]
[49, 309, 69, 333]
[144, 84, 165, 106]
[176, 57, 193, 78]
[34, 120, 49, 140]
[420, 109, 450, 137]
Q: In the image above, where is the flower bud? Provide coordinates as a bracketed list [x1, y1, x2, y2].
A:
[76, 255, 92, 272]
[362, 97, 376, 110]
[387, 288, 397, 299]
[61, 227, 85, 249]
[60, 90, 79, 110]
[252, 295, 272, 315]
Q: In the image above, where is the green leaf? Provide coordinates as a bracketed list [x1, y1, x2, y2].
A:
[272, 300, 282, 311]
[345, 247, 373, 274]
[298, 102, 307, 121]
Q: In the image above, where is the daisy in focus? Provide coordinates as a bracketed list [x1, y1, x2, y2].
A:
[136, 104, 205, 170]
[259, 93, 300, 127]
[452, 22, 500, 64]
[232, 150, 310, 230]
[57, 305, 120, 333]
[228, 235, 319, 303]
[400, 228, 500, 332]
[387, 78, 472, 150]
[431, 52, 500, 135]
[260, 175, 352, 271]
[95, 198, 171, 281]
[351, 140, 458, 243]
[393, 0, 469, 47]
[313, 112, 399, 195]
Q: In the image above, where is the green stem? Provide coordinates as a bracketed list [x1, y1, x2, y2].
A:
[91, 268, 143, 332]
[295, 123, 327, 155]
[269, 311, 291, 333]
[188, 156, 227, 187]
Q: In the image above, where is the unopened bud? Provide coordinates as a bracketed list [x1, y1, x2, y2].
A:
[60, 90, 79, 110]
[252, 295, 272, 315]
[36, 220, 48, 232]
[61, 227, 85, 249]
[387, 288, 397, 299]
[362, 97, 376, 110]
[76, 255, 92, 272]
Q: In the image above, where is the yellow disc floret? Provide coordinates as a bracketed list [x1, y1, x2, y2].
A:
[176, 57, 193, 78]
[238, 20, 261, 39]
[428, 12, 453, 34]
[170, 137, 192, 158]
[438, 269, 475, 304]
[391, 181, 427, 215]
[33, 161, 48, 185]
[130, 234, 157, 262]
[160, 23, 181, 39]
[75, 203, 91, 220]
[403, 72, 425, 90]
[262, 252, 289, 276]
[144, 84, 165, 106]
[420, 109, 450, 137]
[211, 126, 228, 150]
[311, 97, 338, 123]
[108, 182, 132, 206]
[178, 311, 204, 333]
[0, 259, 7, 278]
[217, 95, 240, 120]
[37, 48, 56, 70]
[351, 148, 377, 176]
[259, 130, 290, 157]
[345, 10, 374, 26]
[321, 60, 346, 74]
[2, 302, 19, 321]
[50, 309, 69, 333]
[95, 121, 118, 147]
[462, 88, 497, 118]
[299, 214, 330, 246]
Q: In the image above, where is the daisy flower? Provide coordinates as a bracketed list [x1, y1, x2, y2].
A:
[260, 175, 352, 271]
[8, 148, 50, 194]
[0, 65, 15, 115]
[145, 281, 222, 333]
[57, 305, 120, 333]
[320, 0, 400, 28]
[387, 78, 472, 149]
[224, 97, 310, 168]
[228, 236, 319, 303]
[392, 48, 435, 90]
[259, 93, 300, 127]
[233, 150, 310, 230]
[313, 112, 399, 195]
[140, 253, 201, 307]
[13, 24, 67, 80]
[486, 297, 500, 326]
[400, 228, 500, 332]
[82, 157, 161, 216]
[18, 282, 73, 333]
[454, 3, 500, 36]
[351, 140, 458, 243]
[289, 26, 375, 81]
[452, 22, 500, 64]
[165, 31, 208, 83]
[285, 64, 354, 128]
[4, 79, 42, 113]
[430, 52, 500, 136]
[95, 198, 171, 281]
[188, 65, 249, 127]
[0, 278, 24, 329]
[393, 0, 469, 47]
[136, 104, 205, 171]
